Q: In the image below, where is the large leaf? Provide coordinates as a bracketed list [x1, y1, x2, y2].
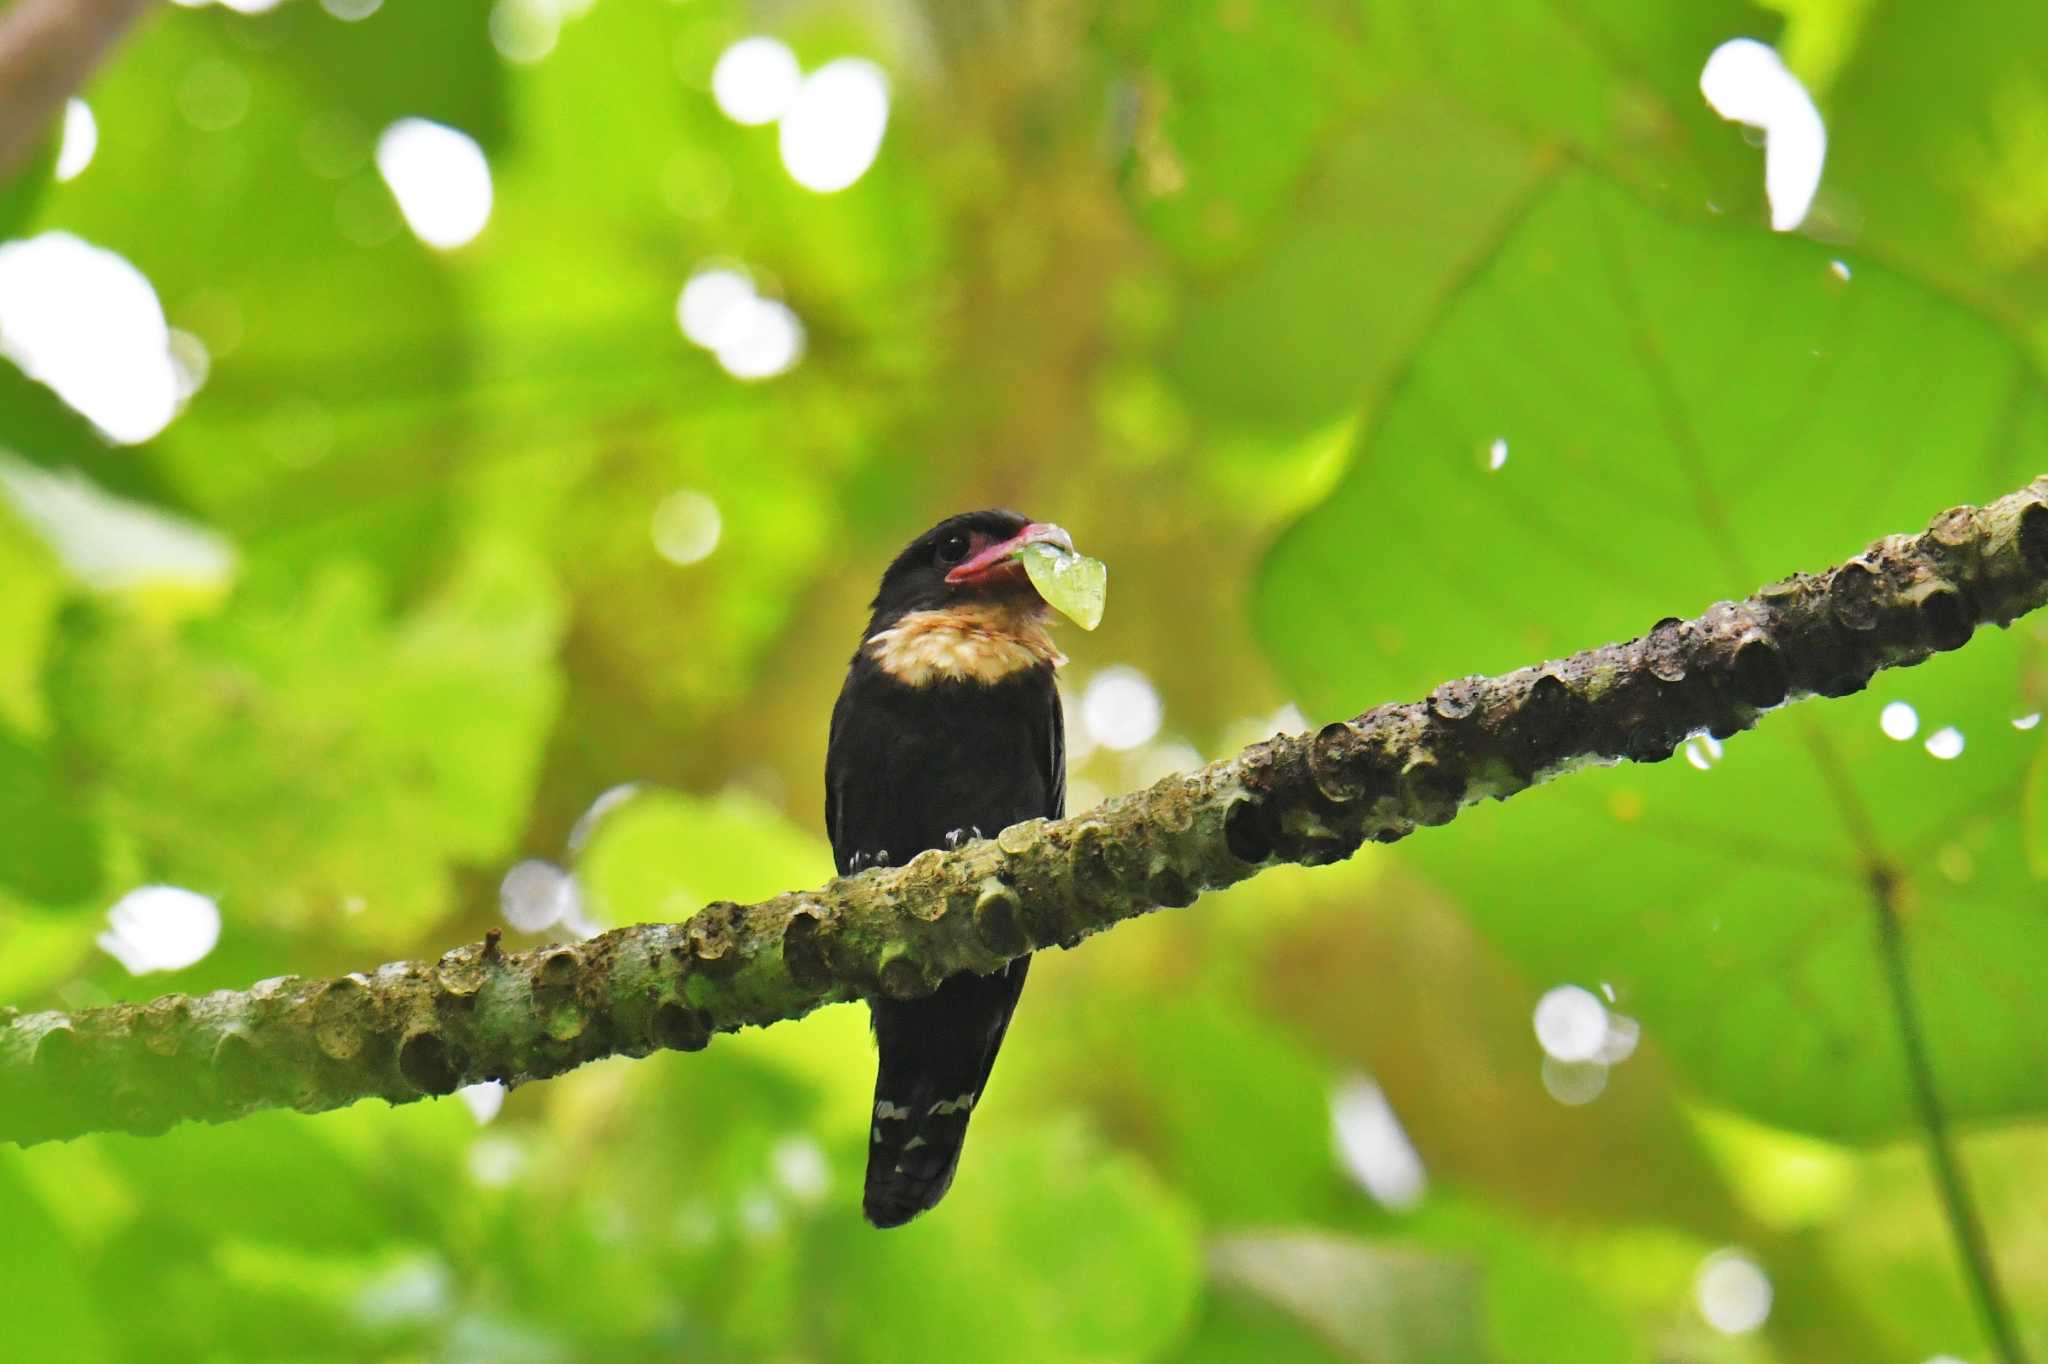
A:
[1815, 0, 2048, 315]
[1257, 170, 2048, 1139]
[808, 1119, 1204, 1364]
[49, 541, 563, 947]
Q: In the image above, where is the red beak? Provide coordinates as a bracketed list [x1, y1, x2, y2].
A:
[945, 522, 1075, 585]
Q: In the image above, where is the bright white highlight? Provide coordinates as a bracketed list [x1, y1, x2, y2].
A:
[712, 37, 802, 126]
[499, 859, 573, 932]
[651, 489, 722, 565]
[0, 455, 235, 593]
[1487, 437, 1508, 471]
[1880, 701, 1919, 741]
[714, 299, 804, 379]
[675, 266, 805, 380]
[1700, 38, 1826, 232]
[1596, 1011, 1641, 1065]
[677, 268, 754, 348]
[1697, 1249, 1773, 1334]
[1331, 1077, 1427, 1211]
[98, 886, 222, 975]
[1683, 733, 1724, 771]
[779, 58, 889, 193]
[1081, 666, 1163, 751]
[1829, 259, 1852, 281]
[772, 1136, 830, 1204]
[375, 119, 493, 250]
[56, 99, 97, 181]
[567, 782, 640, 853]
[0, 233, 183, 444]
[457, 1081, 506, 1124]
[1925, 726, 1965, 760]
[2013, 712, 2041, 731]
[1533, 985, 1608, 1062]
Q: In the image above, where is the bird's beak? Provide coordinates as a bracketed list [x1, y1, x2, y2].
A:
[945, 522, 1075, 586]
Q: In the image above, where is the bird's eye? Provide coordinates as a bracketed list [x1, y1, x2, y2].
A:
[935, 532, 972, 565]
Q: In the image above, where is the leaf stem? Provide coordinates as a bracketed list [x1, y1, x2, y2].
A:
[1870, 864, 2030, 1364]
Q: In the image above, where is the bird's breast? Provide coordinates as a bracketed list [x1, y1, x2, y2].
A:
[863, 603, 1065, 687]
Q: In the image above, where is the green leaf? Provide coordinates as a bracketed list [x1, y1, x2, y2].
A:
[0, 726, 102, 906]
[1208, 1233, 1494, 1363]
[0, 1155, 108, 1360]
[810, 1119, 1204, 1364]
[1163, 104, 1543, 437]
[0, 126, 57, 239]
[1021, 541, 1108, 630]
[1257, 171, 2048, 1139]
[0, 501, 64, 733]
[1103, 0, 1368, 271]
[48, 541, 563, 943]
[578, 788, 835, 926]
[1816, 0, 2048, 313]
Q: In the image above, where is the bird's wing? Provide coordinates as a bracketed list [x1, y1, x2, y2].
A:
[1043, 683, 1066, 820]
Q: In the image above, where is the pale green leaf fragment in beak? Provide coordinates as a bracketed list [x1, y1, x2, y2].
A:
[1018, 541, 1107, 631]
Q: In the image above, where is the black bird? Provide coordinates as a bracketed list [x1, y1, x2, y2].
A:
[826, 509, 1072, 1227]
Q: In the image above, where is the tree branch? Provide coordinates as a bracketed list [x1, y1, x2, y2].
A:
[9, 476, 2048, 1147]
[0, 0, 157, 181]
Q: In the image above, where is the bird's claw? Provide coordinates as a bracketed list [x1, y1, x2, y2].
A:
[942, 826, 983, 851]
[849, 849, 893, 873]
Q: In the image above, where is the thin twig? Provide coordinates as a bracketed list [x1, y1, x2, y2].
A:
[0, 0, 158, 181]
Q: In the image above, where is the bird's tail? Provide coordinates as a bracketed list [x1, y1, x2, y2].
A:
[863, 956, 1031, 1228]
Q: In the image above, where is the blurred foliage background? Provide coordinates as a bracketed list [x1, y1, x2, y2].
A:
[3, 0, 2047, 1359]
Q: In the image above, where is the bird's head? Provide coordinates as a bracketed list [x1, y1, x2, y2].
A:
[866, 509, 1075, 627]
[860, 510, 1081, 684]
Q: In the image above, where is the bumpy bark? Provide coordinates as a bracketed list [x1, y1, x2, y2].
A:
[7, 476, 2048, 1147]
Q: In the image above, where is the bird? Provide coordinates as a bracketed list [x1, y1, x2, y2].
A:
[825, 509, 1072, 1227]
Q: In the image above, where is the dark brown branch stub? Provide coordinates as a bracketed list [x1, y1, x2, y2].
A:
[8, 476, 2048, 1147]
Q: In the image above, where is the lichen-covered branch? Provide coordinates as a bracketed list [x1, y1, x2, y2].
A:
[0, 0, 157, 179]
[8, 477, 2048, 1148]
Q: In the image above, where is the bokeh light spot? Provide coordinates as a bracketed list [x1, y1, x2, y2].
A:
[0, 233, 182, 444]
[177, 59, 252, 132]
[772, 1136, 830, 1204]
[489, 0, 561, 65]
[1331, 1076, 1428, 1211]
[712, 36, 801, 126]
[457, 1081, 506, 1124]
[375, 118, 493, 250]
[1696, 1250, 1772, 1334]
[1081, 667, 1163, 751]
[651, 490, 723, 566]
[98, 885, 222, 975]
[1700, 38, 1826, 231]
[1540, 1056, 1609, 1105]
[499, 859, 572, 932]
[1880, 700, 1919, 741]
[714, 298, 804, 380]
[1533, 984, 1608, 1062]
[779, 58, 889, 193]
[56, 99, 97, 181]
[1924, 726, 1965, 760]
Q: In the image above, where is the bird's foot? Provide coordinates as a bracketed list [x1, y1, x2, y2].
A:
[849, 849, 893, 873]
[942, 826, 983, 851]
